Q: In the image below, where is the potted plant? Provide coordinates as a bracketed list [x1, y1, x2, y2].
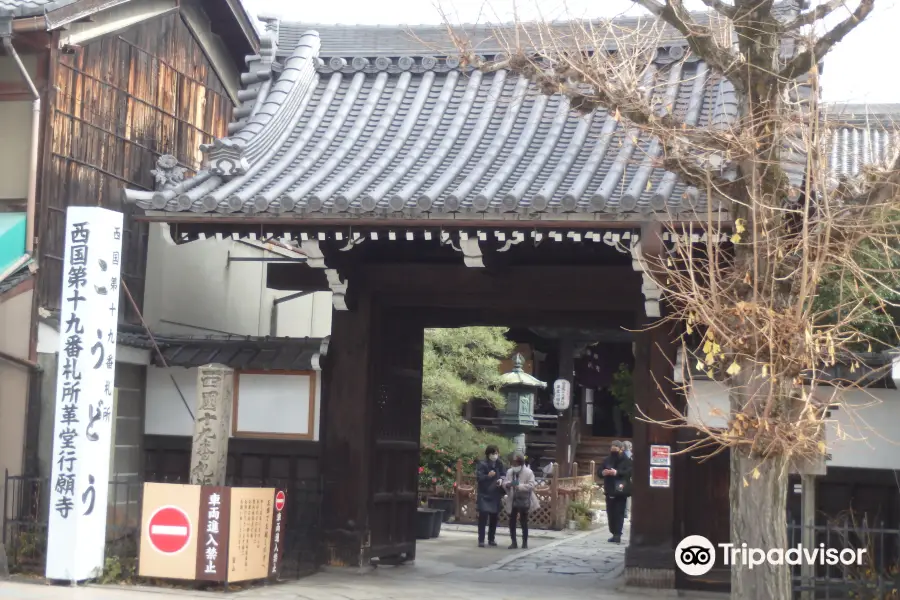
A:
[417, 507, 439, 539]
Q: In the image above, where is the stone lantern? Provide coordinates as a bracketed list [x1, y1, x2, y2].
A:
[497, 353, 547, 456]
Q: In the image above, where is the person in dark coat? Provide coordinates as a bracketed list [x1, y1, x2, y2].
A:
[599, 440, 632, 544]
[475, 444, 506, 547]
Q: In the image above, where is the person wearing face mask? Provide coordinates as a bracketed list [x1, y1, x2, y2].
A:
[502, 453, 540, 550]
[599, 440, 632, 544]
[475, 445, 506, 547]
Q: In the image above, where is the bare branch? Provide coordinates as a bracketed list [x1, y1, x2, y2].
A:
[781, 0, 849, 31]
[699, 0, 737, 19]
[630, 0, 665, 17]
[632, 0, 745, 94]
[780, 0, 874, 80]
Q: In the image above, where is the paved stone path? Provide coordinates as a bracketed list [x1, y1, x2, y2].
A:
[489, 517, 630, 578]
[0, 518, 658, 600]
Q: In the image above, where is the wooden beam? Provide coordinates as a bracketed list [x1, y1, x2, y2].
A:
[266, 262, 332, 291]
[555, 337, 575, 476]
[320, 289, 376, 567]
[625, 314, 680, 587]
[362, 265, 642, 312]
[379, 307, 632, 329]
[0, 81, 35, 100]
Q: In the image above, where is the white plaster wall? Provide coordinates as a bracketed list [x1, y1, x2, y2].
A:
[684, 380, 900, 471]
[822, 389, 900, 471]
[144, 223, 332, 338]
[276, 291, 334, 338]
[0, 288, 33, 484]
[144, 366, 321, 440]
[0, 55, 38, 201]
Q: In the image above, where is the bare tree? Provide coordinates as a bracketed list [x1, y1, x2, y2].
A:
[442, 1, 900, 597]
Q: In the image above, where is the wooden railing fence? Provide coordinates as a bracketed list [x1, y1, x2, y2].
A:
[453, 459, 598, 530]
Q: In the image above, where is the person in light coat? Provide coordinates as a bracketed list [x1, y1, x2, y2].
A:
[502, 453, 541, 549]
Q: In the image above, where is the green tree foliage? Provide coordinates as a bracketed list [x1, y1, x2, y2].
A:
[610, 363, 635, 418]
[421, 327, 516, 459]
[814, 237, 900, 349]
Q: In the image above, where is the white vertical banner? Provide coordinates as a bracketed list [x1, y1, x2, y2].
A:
[46, 207, 124, 581]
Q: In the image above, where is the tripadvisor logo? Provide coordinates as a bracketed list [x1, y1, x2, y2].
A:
[675, 535, 867, 576]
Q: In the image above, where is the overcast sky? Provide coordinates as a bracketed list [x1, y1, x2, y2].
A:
[239, 0, 900, 105]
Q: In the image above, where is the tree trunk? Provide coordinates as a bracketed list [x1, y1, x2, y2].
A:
[729, 438, 791, 599]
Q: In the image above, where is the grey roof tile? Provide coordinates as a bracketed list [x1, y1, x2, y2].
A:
[0, 0, 73, 18]
[125, 23, 730, 219]
[116, 325, 329, 370]
[125, 3, 806, 219]
[825, 104, 900, 179]
[0, 262, 32, 297]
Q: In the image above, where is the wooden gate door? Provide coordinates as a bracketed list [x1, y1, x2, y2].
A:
[367, 309, 423, 561]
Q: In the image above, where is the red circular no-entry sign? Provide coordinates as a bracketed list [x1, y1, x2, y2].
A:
[147, 506, 192, 555]
[275, 490, 286, 511]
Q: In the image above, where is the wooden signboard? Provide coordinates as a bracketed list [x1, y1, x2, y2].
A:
[227, 488, 274, 582]
[139, 483, 201, 580]
[196, 486, 230, 581]
[138, 483, 284, 584]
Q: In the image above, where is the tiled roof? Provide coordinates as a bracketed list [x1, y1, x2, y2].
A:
[825, 104, 900, 179]
[117, 325, 330, 370]
[124, 25, 733, 219]
[267, 2, 803, 60]
[270, 18, 722, 59]
[125, 4, 811, 221]
[0, 262, 32, 298]
[0, 0, 73, 18]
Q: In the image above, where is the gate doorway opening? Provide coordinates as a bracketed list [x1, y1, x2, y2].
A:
[296, 230, 670, 569]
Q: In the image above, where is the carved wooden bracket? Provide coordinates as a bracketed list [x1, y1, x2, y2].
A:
[300, 240, 348, 310]
[630, 238, 662, 319]
[440, 231, 484, 267]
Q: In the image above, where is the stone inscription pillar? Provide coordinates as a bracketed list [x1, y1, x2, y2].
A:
[189, 364, 234, 486]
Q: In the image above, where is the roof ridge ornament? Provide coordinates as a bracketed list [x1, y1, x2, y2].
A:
[150, 155, 187, 191]
[200, 138, 249, 178]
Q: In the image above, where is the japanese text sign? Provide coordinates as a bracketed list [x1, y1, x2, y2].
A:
[45, 207, 124, 581]
[552, 379, 571, 411]
[650, 445, 671, 467]
[138, 483, 282, 583]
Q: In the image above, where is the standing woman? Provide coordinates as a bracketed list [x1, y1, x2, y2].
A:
[503, 453, 540, 549]
[475, 445, 506, 547]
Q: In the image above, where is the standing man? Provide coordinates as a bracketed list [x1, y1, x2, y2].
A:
[599, 440, 632, 544]
[475, 445, 506, 548]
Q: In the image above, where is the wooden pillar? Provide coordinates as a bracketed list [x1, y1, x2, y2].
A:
[189, 364, 234, 486]
[320, 289, 375, 567]
[555, 337, 575, 477]
[625, 318, 678, 588]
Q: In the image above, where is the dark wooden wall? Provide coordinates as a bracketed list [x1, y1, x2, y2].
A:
[674, 430, 731, 591]
[38, 12, 233, 322]
[143, 435, 321, 485]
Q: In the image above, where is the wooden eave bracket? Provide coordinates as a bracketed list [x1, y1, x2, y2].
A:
[631, 223, 664, 319]
[441, 231, 484, 268]
[300, 239, 348, 310]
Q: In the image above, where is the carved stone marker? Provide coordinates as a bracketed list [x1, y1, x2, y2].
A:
[189, 364, 234, 486]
